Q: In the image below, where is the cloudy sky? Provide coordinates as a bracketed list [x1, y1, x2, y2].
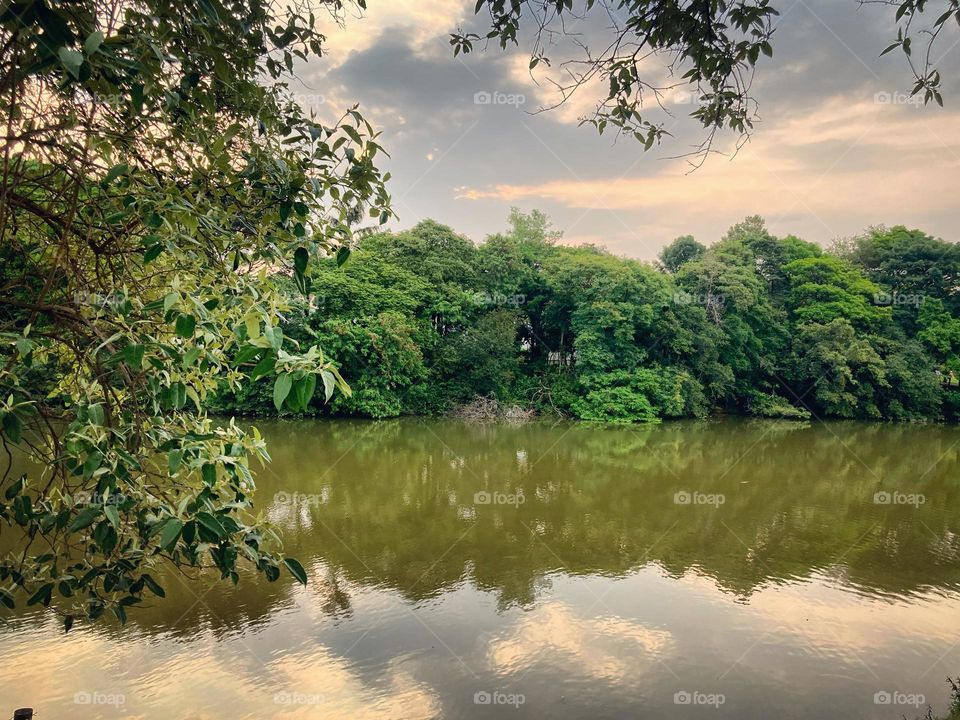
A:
[301, 0, 959, 259]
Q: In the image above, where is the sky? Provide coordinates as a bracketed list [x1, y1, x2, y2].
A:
[299, 0, 960, 260]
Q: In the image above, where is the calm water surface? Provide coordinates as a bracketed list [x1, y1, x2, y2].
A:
[2, 417, 960, 719]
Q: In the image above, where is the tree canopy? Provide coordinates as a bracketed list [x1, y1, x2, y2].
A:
[0, 0, 389, 627]
[213, 211, 960, 425]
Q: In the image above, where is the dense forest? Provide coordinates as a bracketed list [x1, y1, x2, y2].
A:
[213, 211, 960, 423]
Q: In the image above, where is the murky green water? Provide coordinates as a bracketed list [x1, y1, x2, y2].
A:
[2, 417, 960, 719]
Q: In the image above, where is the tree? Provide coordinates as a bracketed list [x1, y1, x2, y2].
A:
[0, 1, 390, 626]
[782, 256, 889, 332]
[439, 309, 522, 402]
[675, 228, 788, 408]
[846, 225, 960, 330]
[659, 235, 705, 273]
[917, 298, 960, 373]
[214, 209, 953, 426]
[786, 319, 887, 419]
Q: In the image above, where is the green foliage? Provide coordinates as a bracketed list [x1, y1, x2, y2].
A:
[918, 299, 960, 367]
[847, 225, 960, 331]
[783, 256, 889, 331]
[878, 340, 942, 420]
[0, 0, 388, 626]
[438, 310, 521, 402]
[571, 368, 701, 424]
[212, 211, 959, 428]
[322, 313, 428, 419]
[659, 235, 705, 273]
[2, 0, 952, 635]
[746, 391, 812, 420]
[787, 320, 887, 418]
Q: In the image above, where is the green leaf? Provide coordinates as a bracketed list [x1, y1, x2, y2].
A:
[294, 246, 308, 274]
[2, 412, 23, 444]
[4, 475, 24, 500]
[250, 356, 276, 381]
[160, 518, 184, 550]
[58, 47, 83, 79]
[201, 463, 217, 486]
[84, 30, 104, 54]
[102, 163, 129, 185]
[124, 344, 145, 369]
[103, 504, 120, 529]
[183, 346, 201, 368]
[283, 557, 308, 585]
[175, 314, 196, 338]
[235, 346, 262, 364]
[142, 574, 166, 598]
[26, 582, 53, 607]
[321, 370, 335, 402]
[68, 506, 101, 533]
[196, 512, 227, 539]
[168, 449, 182, 475]
[273, 373, 293, 411]
[299, 373, 317, 410]
[143, 243, 164, 262]
[268, 326, 283, 351]
[88, 404, 105, 426]
[336, 246, 351, 266]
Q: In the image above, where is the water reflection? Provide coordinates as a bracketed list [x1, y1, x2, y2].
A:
[264, 418, 960, 606]
[2, 418, 960, 719]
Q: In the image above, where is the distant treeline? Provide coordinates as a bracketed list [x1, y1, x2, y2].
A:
[213, 211, 960, 423]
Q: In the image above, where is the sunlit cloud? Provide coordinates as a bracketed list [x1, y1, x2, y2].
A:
[454, 95, 960, 245]
[318, 0, 468, 67]
[0, 617, 442, 720]
[288, 0, 959, 253]
[486, 601, 673, 680]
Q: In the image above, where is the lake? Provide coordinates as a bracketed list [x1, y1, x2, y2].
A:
[2, 417, 960, 719]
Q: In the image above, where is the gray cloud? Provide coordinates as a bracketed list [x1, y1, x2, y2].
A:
[307, 0, 960, 255]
